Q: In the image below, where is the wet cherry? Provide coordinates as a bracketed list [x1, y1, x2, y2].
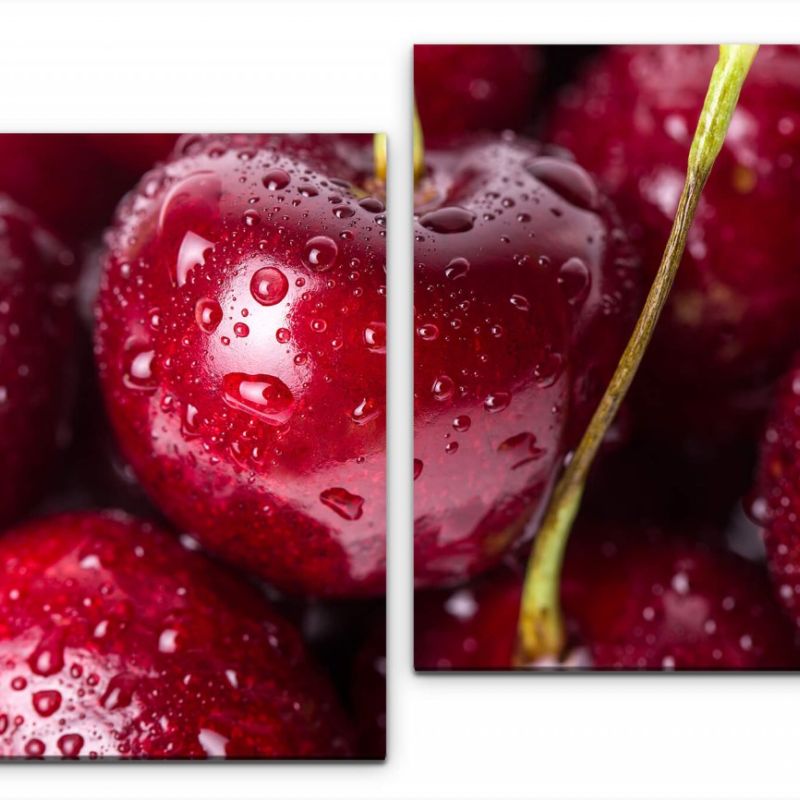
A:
[413, 132, 640, 588]
[414, 45, 542, 138]
[95, 134, 386, 596]
[549, 45, 800, 441]
[0, 511, 353, 758]
[415, 529, 799, 670]
[0, 196, 76, 526]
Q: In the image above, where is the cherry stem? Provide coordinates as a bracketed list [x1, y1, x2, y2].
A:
[374, 133, 388, 183]
[413, 105, 425, 182]
[514, 44, 759, 666]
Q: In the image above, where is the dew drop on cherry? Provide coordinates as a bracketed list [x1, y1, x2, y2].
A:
[419, 206, 476, 234]
[319, 487, 365, 521]
[195, 298, 222, 332]
[525, 157, 599, 211]
[58, 733, 84, 758]
[558, 257, 591, 305]
[32, 689, 62, 718]
[262, 168, 291, 191]
[221, 373, 295, 426]
[303, 235, 339, 271]
[364, 322, 386, 353]
[250, 266, 289, 306]
[444, 257, 470, 280]
[484, 391, 511, 413]
[351, 397, 381, 425]
[432, 375, 455, 401]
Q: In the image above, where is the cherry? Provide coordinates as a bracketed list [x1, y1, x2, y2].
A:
[413, 132, 640, 587]
[95, 134, 386, 597]
[414, 45, 541, 139]
[0, 511, 353, 758]
[0, 136, 151, 244]
[415, 530, 799, 670]
[349, 616, 386, 759]
[83, 134, 178, 177]
[548, 45, 800, 440]
[751, 356, 800, 628]
[0, 196, 76, 526]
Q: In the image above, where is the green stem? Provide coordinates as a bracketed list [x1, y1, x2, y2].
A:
[373, 133, 388, 184]
[413, 105, 425, 183]
[514, 43, 759, 666]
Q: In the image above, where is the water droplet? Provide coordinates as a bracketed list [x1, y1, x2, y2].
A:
[182, 403, 200, 436]
[158, 629, 178, 653]
[364, 322, 386, 353]
[262, 168, 291, 191]
[233, 322, 249, 338]
[452, 415, 471, 432]
[484, 391, 511, 413]
[123, 344, 157, 392]
[32, 689, 62, 718]
[100, 672, 138, 710]
[24, 738, 45, 758]
[534, 352, 564, 387]
[276, 327, 291, 343]
[175, 231, 214, 287]
[509, 294, 530, 312]
[359, 197, 385, 213]
[558, 257, 591, 306]
[302, 235, 339, 271]
[352, 397, 381, 425]
[445, 441, 459, 454]
[333, 205, 355, 219]
[57, 733, 84, 758]
[195, 298, 222, 332]
[419, 206, 476, 234]
[413, 459, 423, 479]
[250, 266, 289, 306]
[432, 375, 455, 401]
[417, 323, 439, 341]
[497, 432, 545, 469]
[526, 157, 599, 211]
[242, 209, 260, 227]
[222, 373, 295, 426]
[444, 257, 470, 280]
[320, 487, 365, 521]
[28, 630, 64, 676]
[11, 676, 27, 691]
[198, 728, 229, 758]
[310, 318, 327, 333]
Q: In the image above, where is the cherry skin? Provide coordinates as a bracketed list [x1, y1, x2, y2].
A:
[414, 45, 542, 139]
[0, 196, 76, 526]
[0, 135, 150, 244]
[0, 511, 354, 758]
[349, 615, 386, 759]
[751, 355, 800, 628]
[413, 132, 640, 588]
[95, 134, 386, 597]
[415, 530, 799, 670]
[548, 45, 800, 440]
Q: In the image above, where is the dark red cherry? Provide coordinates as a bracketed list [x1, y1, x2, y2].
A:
[0, 511, 353, 758]
[751, 356, 800, 627]
[82, 134, 178, 176]
[95, 135, 385, 596]
[0, 136, 145, 243]
[415, 530, 799, 670]
[350, 616, 386, 759]
[413, 133, 640, 588]
[0, 197, 76, 526]
[549, 45, 800, 440]
[414, 45, 542, 138]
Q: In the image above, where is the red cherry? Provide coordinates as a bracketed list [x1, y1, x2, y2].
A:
[95, 135, 386, 596]
[0, 197, 76, 526]
[415, 530, 799, 670]
[548, 45, 800, 440]
[350, 616, 386, 759]
[751, 356, 800, 627]
[414, 45, 542, 138]
[82, 134, 178, 176]
[0, 511, 353, 758]
[413, 133, 641, 588]
[0, 136, 142, 243]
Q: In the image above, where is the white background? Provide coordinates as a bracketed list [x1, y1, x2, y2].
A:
[3, 1, 800, 798]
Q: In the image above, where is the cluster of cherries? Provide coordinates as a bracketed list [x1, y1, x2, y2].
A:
[413, 44, 800, 670]
[0, 133, 385, 757]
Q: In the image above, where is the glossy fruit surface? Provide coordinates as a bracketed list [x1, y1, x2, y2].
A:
[414, 45, 541, 138]
[0, 196, 76, 526]
[413, 132, 640, 587]
[549, 45, 800, 439]
[415, 529, 798, 670]
[95, 134, 386, 596]
[0, 136, 141, 243]
[751, 356, 800, 627]
[0, 511, 353, 758]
